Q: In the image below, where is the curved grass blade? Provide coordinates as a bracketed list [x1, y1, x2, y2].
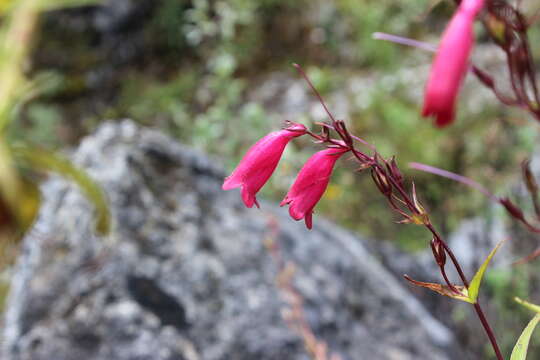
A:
[515, 297, 540, 314]
[0, 0, 39, 133]
[11, 144, 111, 235]
[511, 314, 540, 360]
[468, 239, 505, 303]
[0, 138, 20, 211]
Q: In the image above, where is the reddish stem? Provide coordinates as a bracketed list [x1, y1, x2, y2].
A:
[295, 62, 504, 360]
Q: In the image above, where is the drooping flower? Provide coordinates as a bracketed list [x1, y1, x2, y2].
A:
[422, 0, 485, 127]
[280, 147, 348, 229]
[222, 122, 307, 208]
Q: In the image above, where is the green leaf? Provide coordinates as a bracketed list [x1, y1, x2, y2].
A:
[515, 297, 540, 314]
[468, 239, 505, 303]
[511, 314, 540, 360]
[11, 144, 111, 235]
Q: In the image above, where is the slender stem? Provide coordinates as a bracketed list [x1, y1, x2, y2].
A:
[440, 265, 460, 294]
[293, 63, 338, 124]
[297, 64, 504, 359]
[474, 303, 505, 360]
[435, 233, 469, 287]
[433, 226, 504, 360]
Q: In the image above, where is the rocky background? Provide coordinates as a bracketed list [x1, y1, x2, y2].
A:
[3, 121, 460, 360]
[3, 0, 540, 358]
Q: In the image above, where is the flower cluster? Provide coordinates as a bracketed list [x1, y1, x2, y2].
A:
[220, 0, 540, 356]
[222, 122, 347, 229]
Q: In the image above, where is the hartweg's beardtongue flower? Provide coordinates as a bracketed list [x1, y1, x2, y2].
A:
[222, 122, 307, 208]
[280, 147, 348, 229]
[422, 0, 485, 127]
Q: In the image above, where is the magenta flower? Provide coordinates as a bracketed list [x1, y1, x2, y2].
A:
[222, 123, 307, 208]
[280, 147, 347, 229]
[422, 0, 485, 127]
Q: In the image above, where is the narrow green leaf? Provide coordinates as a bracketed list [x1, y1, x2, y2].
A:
[511, 314, 540, 360]
[515, 297, 540, 314]
[39, 0, 103, 12]
[468, 239, 505, 303]
[0, 138, 20, 210]
[11, 144, 111, 235]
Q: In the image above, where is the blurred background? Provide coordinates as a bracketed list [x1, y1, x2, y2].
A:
[3, 0, 540, 358]
[17, 0, 539, 248]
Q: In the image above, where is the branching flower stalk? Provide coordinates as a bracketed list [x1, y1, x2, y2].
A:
[223, 63, 505, 360]
[409, 159, 540, 267]
[409, 161, 540, 235]
[295, 64, 506, 359]
[221, 2, 540, 358]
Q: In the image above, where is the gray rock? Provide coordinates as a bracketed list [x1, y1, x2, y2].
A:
[3, 121, 459, 360]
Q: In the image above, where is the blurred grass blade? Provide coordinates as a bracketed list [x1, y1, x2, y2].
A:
[39, 0, 103, 12]
[17, 177, 40, 234]
[468, 240, 505, 303]
[404, 275, 474, 304]
[0, 138, 20, 210]
[0, 278, 9, 311]
[11, 144, 111, 235]
[0, 0, 13, 15]
[511, 314, 540, 360]
[0, 0, 39, 132]
[515, 297, 540, 314]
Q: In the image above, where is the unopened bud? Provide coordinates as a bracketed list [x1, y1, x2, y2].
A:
[472, 67, 495, 88]
[411, 183, 426, 214]
[522, 159, 538, 194]
[499, 198, 526, 221]
[430, 238, 446, 267]
[371, 167, 392, 196]
[388, 156, 403, 185]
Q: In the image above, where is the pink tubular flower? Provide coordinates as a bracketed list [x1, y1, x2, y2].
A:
[422, 0, 485, 127]
[222, 122, 307, 208]
[280, 147, 347, 229]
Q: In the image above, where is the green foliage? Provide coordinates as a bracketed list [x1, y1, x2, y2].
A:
[12, 144, 111, 235]
[516, 298, 540, 314]
[334, 0, 430, 67]
[0, 0, 112, 311]
[511, 314, 540, 360]
[483, 265, 540, 357]
[468, 240, 505, 304]
[512, 299, 540, 360]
